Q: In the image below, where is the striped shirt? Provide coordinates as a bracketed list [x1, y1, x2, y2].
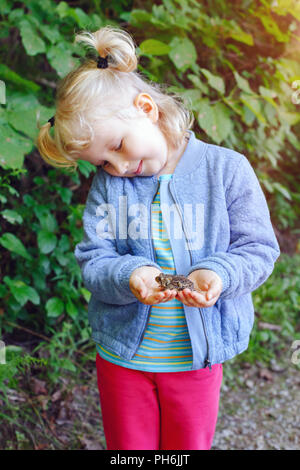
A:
[96, 173, 193, 371]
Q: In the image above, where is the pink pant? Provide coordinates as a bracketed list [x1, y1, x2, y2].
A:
[96, 353, 223, 450]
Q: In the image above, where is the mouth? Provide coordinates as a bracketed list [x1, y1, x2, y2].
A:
[134, 160, 143, 175]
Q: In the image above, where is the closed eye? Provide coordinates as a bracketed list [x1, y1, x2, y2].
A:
[115, 139, 123, 151]
[100, 140, 123, 168]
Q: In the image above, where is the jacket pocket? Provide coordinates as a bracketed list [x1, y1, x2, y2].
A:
[233, 295, 255, 342]
[88, 297, 145, 349]
[217, 298, 240, 346]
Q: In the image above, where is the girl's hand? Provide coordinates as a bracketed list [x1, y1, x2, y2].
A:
[175, 269, 222, 308]
[129, 266, 177, 305]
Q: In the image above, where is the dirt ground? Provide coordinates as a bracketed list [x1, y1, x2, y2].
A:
[2, 352, 299, 450]
[48, 356, 300, 450]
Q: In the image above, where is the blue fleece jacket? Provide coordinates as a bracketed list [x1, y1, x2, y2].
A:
[74, 130, 280, 369]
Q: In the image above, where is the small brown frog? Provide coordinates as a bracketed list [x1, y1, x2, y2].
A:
[155, 273, 195, 292]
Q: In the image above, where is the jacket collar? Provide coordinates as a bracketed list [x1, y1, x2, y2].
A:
[170, 130, 208, 178]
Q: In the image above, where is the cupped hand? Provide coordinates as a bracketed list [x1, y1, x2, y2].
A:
[129, 266, 177, 305]
[175, 269, 222, 308]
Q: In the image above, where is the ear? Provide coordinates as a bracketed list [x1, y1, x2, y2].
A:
[133, 93, 159, 123]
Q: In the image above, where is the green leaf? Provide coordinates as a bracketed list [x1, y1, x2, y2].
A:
[58, 234, 70, 252]
[38, 24, 61, 44]
[0, 121, 32, 169]
[240, 93, 267, 124]
[258, 85, 277, 99]
[230, 29, 254, 45]
[0, 233, 32, 260]
[261, 178, 274, 193]
[199, 68, 225, 95]
[47, 43, 79, 78]
[197, 100, 233, 144]
[286, 129, 300, 150]
[140, 39, 170, 55]
[24, 285, 40, 305]
[34, 208, 58, 232]
[1, 209, 23, 225]
[66, 298, 78, 319]
[0, 64, 40, 92]
[180, 89, 203, 111]
[242, 104, 256, 126]
[7, 108, 38, 140]
[19, 18, 46, 56]
[187, 74, 209, 94]
[56, 187, 72, 204]
[56, 2, 92, 27]
[60, 358, 76, 372]
[233, 71, 253, 94]
[46, 297, 64, 318]
[76, 160, 96, 178]
[5, 280, 39, 306]
[23, 194, 35, 207]
[277, 109, 300, 126]
[169, 36, 197, 72]
[129, 9, 153, 26]
[55, 249, 70, 267]
[80, 287, 91, 303]
[5, 94, 54, 138]
[273, 182, 292, 200]
[37, 230, 57, 254]
[258, 331, 269, 342]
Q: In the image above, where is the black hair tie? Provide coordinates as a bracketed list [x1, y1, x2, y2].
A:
[48, 116, 55, 127]
[97, 55, 109, 69]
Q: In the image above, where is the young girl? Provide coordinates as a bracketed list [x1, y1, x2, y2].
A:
[37, 26, 280, 450]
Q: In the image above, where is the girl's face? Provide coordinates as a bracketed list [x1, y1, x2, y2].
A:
[78, 93, 185, 177]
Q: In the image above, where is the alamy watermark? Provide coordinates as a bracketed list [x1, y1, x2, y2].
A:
[0, 340, 6, 364]
[95, 199, 205, 250]
[291, 80, 300, 105]
[0, 80, 6, 105]
[290, 340, 300, 365]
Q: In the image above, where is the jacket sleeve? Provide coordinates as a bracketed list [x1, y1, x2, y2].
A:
[187, 155, 281, 300]
[74, 170, 161, 305]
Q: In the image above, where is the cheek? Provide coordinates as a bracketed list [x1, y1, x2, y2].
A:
[126, 142, 144, 160]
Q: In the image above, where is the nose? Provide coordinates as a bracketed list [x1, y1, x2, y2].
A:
[113, 159, 129, 175]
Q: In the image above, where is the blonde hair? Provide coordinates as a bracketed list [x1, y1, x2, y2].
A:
[36, 25, 194, 171]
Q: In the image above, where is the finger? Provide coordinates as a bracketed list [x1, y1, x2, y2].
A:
[177, 289, 201, 307]
[180, 288, 215, 308]
[206, 286, 221, 301]
[178, 289, 198, 307]
[175, 290, 188, 304]
[163, 289, 177, 302]
[155, 291, 167, 302]
[187, 290, 208, 306]
[191, 290, 220, 307]
[162, 289, 176, 299]
[182, 288, 195, 305]
[158, 290, 169, 302]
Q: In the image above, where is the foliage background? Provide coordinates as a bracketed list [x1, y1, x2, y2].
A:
[0, 0, 299, 449]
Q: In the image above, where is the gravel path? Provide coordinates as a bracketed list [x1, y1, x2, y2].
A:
[212, 359, 300, 450]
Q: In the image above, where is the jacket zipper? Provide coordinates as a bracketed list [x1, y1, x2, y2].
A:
[149, 182, 159, 266]
[169, 182, 212, 371]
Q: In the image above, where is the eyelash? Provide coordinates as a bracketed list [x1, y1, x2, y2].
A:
[101, 140, 123, 167]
